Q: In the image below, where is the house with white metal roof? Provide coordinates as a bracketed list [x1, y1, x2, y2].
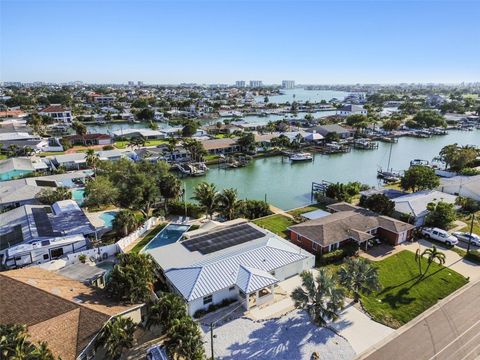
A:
[149, 222, 315, 316]
[437, 175, 480, 202]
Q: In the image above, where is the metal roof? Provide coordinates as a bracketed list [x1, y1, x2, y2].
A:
[235, 265, 278, 294]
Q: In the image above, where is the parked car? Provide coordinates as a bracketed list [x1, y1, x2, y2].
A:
[421, 227, 459, 246]
[452, 232, 480, 246]
[147, 345, 169, 360]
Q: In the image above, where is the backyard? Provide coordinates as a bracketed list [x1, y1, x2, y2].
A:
[361, 250, 468, 328]
[114, 139, 168, 149]
[253, 214, 295, 238]
[287, 203, 326, 217]
[128, 223, 167, 254]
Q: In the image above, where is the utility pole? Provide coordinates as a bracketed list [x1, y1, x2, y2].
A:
[210, 322, 216, 360]
[467, 213, 475, 254]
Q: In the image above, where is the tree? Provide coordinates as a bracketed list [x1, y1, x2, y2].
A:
[337, 258, 381, 303]
[346, 114, 369, 130]
[400, 166, 440, 192]
[84, 176, 119, 208]
[425, 201, 456, 229]
[85, 148, 100, 175]
[182, 138, 206, 162]
[95, 317, 136, 360]
[382, 119, 401, 131]
[238, 199, 271, 219]
[236, 132, 256, 153]
[146, 293, 187, 331]
[159, 174, 182, 213]
[359, 194, 395, 216]
[421, 246, 446, 276]
[36, 187, 72, 205]
[439, 144, 478, 171]
[72, 121, 87, 136]
[136, 108, 155, 121]
[0, 324, 55, 360]
[192, 182, 218, 219]
[164, 317, 205, 360]
[291, 269, 345, 326]
[411, 110, 446, 128]
[325, 182, 364, 202]
[106, 253, 155, 303]
[217, 188, 240, 220]
[182, 121, 198, 137]
[324, 132, 340, 143]
[112, 209, 138, 237]
[128, 136, 146, 149]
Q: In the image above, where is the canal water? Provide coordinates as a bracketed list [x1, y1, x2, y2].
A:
[183, 130, 480, 210]
[254, 88, 349, 104]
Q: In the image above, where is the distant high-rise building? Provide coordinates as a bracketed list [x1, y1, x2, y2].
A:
[282, 80, 295, 89]
[235, 81, 246, 88]
[249, 80, 263, 88]
[137, 81, 144, 86]
[128, 81, 134, 86]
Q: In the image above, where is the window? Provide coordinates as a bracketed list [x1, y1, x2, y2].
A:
[43, 254, 49, 260]
[50, 247, 64, 259]
[203, 295, 213, 305]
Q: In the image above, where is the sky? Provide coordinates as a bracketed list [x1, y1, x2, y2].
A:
[1, 0, 479, 84]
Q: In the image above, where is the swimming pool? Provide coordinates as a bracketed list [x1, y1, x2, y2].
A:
[143, 223, 190, 252]
[100, 211, 118, 228]
[72, 188, 85, 204]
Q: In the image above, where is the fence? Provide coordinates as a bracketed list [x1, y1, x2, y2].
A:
[116, 216, 161, 252]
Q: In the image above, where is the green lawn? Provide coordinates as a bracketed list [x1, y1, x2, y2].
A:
[459, 211, 480, 235]
[287, 203, 326, 217]
[39, 151, 66, 156]
[0, 154, 7, 160]
[253, 214, 295, 238]
[114, 139, 168, 149]
[361, 250, 468, 329]
[129, 223, 167, 254]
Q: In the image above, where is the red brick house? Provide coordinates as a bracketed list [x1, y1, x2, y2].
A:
[288, 202, 414, 255]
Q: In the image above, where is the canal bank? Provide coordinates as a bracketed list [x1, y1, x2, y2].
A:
[183, 130, 480, 210]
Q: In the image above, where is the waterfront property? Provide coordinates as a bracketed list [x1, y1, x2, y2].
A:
[310, 124, 354, 139]
[64, 133, 113, 146]
[0, 267, 143, 360]
[336, 104, 368, 116]
[392, 190, 458, 226]
[39, 105, 72, 123]
[142, 222, 190, 252]
[437, 174, 480, 202]
[288, 202, 414, 254]
[148, 221, 314, 316]
[200, 138, 241, 155]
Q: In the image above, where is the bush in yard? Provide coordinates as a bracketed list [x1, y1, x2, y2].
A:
[168, 201, 205, 218]
[359, 194, 395, 216]
[102, 144, 114, 150]
[425, 201, 456, 229]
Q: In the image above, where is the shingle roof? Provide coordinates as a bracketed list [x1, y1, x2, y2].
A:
[200, 138, 238, 151]
[289, 204, 414, 247]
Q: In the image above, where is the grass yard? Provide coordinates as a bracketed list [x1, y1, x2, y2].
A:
[459, 211, 480, 235]
[253, 214, 295, 238]
[287, 203, 326, 217]
[114, 139, 168, 149]
[361, 250, 468, 329]
[39, 151, 66, 156]
[128, 223, 167, 254]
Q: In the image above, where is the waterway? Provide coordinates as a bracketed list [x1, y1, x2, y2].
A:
[254, 88, 349, 104]
[183, 130, 480, 210]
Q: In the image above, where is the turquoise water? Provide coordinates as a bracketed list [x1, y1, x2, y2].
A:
[72, 188, 85, 204]
[184, 129, 480, 210]
[143, 223, 190, 252]
[100, 211, 118, 228]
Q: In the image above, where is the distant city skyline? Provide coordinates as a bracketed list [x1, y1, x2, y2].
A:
[1, 1, 479, 84]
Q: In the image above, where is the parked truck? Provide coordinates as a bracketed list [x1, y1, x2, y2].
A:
[421, 227, 459, 246]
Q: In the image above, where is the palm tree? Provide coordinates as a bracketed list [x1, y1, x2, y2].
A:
[421, 246, 446, 276]
[0, 324, 55, 360]
[112, 209, 138, 237]
[95, 317, 136, 360]
[146, 293, 187, 332]
[128, 136, 146, 149]
[85, 148, 100, 176]
[183, 138, 206, 162]
[217, 188, 240, 220]
[415, 248, 423, 275]
[164, 317, 205, 360]
[192, 182, 219, 219]
[291, 269, 345, 327]
[337, 258, 381, 303]
[166, 135, 178, 154]
[159, 174, 182, 214]
[31, 341, 55, 360]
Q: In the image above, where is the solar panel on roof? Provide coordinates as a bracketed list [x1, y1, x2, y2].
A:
[32, 208, 61, 237]
[182, 223, 265, 254]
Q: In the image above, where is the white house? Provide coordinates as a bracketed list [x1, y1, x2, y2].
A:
[336, 104, 368, 116]
[392, 190, 458, 226]
[437, 175, 480, 202]
[147, 221, 315, 316]
[39, 105, 72, 123]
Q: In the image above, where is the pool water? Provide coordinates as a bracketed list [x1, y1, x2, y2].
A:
[100, 211, 118, 228]
[143, 223, 190, 252]
[72, 188, 85, 204]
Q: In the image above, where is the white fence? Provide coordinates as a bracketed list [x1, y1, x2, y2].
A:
[116, 216, 161, 252]
[66, 243, 119, 263]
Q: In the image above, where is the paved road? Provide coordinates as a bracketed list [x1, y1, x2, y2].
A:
[357, 280, 480, 360]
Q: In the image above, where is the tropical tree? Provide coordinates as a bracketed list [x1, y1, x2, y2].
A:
[421, 246, 446, 276]
[192, 182, 219, 219]
[181, 121, 198, 137]
[72, 121, 87, 137]
[128, 136, 146, 149]
[415, 248, 423, 276]
[146, 293, 187, 331]
[438, 143, 479, 171]
[400, 166, 440, 192]
[291, 269, 345, 326]
[337, 258, 381, 303]
[359, 194, 395, 216]
[95, 317, 136, 360]
[85, 148, 100, 175]
[183, 138, 206, 162]
[238, 199, 271, 219]
[0, 324, 56, 360]
[163, 317, 205, 360]
[112, 209, 138, 237]
[84, 176, 119, 208]
[217, 188, 240, 220]
[105, 253, 156, 303]
[36, 187, 72, 205]
[236, 132, 256, 153]
[425, 201, 456, 229]
[159, 174, 182, 213]
[166, 135, 178, 153]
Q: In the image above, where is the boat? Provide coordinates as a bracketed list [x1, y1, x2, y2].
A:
[410, 159, 430, 167]
[290, 152, 313, 161]
[377, 142, 401, 182]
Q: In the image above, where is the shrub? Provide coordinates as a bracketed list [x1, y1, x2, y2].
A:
[102, 144, 114, 150]
[168, 201, 205, 219]
[465, 250, 480, 264]
[193, 298, 237, 319]
[79, 254, 87, 263]
[459, 167, 480, 176]
[317, 242, 359, 266]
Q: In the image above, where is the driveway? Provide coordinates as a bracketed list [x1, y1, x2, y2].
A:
[401, 239, 480, 280]
[202, 309, 355, 360]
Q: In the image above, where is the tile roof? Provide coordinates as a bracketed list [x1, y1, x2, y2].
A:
[40, 105, 68, 113]
[289, 203, 414, 247]
[200, 138, 239, 151]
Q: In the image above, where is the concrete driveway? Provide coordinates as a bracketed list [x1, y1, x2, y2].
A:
[401, 239, 480, 280]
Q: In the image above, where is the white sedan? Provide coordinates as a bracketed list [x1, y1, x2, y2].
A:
[452, 232, 480, 246]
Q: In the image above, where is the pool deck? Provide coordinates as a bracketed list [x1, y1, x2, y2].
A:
[85, 208, 119, 229]
[141, 222, 191, 253]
